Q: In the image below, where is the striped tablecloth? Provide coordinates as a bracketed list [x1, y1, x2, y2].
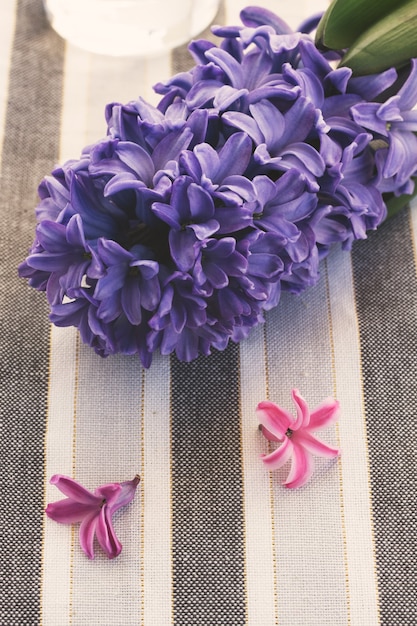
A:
[1, 1, 416, 624]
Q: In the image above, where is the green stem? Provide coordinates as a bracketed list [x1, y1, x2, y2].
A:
[384, 181, 417, 220]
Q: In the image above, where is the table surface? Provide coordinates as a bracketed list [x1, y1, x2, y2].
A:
[1, 1, 416, 625]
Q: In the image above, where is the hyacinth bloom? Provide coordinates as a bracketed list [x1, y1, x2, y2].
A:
[45, 474, 140, 559]
[18, 6, 417, 366]
[351, 58, 417, 194]
[257, 389, 340, 488]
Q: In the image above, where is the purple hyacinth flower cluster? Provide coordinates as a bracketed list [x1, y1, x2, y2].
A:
[19, 6, 417, 366]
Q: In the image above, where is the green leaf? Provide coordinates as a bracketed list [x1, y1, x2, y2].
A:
[316, 0, 409, 50]
[384, 183, 417, 220]
[340, 0, 417, 75]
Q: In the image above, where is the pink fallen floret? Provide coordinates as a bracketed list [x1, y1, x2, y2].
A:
[257, 388, 340, 488]
[45, 474, 140, 559]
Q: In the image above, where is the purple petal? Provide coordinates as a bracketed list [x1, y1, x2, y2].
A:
[215, 203, 254, 233]
[222, 111, 265, 145]
[190, 219, 219, 240]
[397, 58, 417, 112]
[95, 506, 122, 559]
[94, 265, 127, 300]
[217, 284, 251, 318]
[240, 6, 293, 34]
[66, 214, 87, 249]
[139, 274, 161, 311]
[45, 499, 95, 523]
[205, 48, 244, 87]
[280, 97, 317, 146]
[26, 251, 71, 273]
[116, 142, 155, 184]
[79, 511, 99, 559]
[170, 301, 187, 334]
[121, 280, 142, 325]
[349, 67, 397, 100]
[169, 229, 198, 271]
[109, 475, 141, 513]
[187, 183, 215, 222]
[351, 102, 388, 136]
[152, 201, 181, 229]
[174, 327, 200, 362]
[216, 133, 253, 181]
[219, 175, 256, 202]
[35, 221, 67, 252]
[104, 172, 147, 197]
[49, 474, 101, 505]
[180, 149, 203, 181]
[193, 142, 219, 178]
[97, 290, 122, 323]
[248, 252, 283, 279]
[249, 100, 285, 149]
[384, 131, 417, 180]
[152, 128, 193, 172]
[279, 143, 325, 178]
[186, 80, 224, 109]
[201, 262, 228, 288]
[185, 108, 209, 147]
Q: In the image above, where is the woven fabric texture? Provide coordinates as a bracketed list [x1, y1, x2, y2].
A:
[1, 1, 416, 625]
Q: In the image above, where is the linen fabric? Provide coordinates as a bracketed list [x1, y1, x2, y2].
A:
[1, 1, 416, 624]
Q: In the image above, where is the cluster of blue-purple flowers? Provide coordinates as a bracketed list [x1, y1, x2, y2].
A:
[19, 7, 417, 366]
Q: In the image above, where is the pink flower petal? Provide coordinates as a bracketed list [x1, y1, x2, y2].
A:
[109, 475, 141, 513]
[96, 506, 122, 559]
[297, 431, 340, 458]
[94, 483, 122, 506]
[308, 397, 340, 430]
[50, 475, 102, 505]
[45, 499, 95, 523]
[257, 391, 341, 487]
[256, 400, 292, 439]
[46, 474, 141, 560]
[291, 388, 310, 429]
[261, 436, 293, 470]
[79, 511, 99, 560]
[283, 443, 314, 489]
[259, 424, 281, 442]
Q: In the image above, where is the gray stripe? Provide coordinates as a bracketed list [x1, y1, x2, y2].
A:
[352, 209, 417, 625]
[170, 344, 246, 625]
[0, 1, 65, 622]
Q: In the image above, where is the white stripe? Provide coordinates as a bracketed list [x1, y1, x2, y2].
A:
[42, 327, 78, 626]
[42, 42, 172, 625]
[59, 44, 91, 161]
[142, 353, 173, 626]
[71, 347, 144, 624]
[326, 247, 380, 625]
[240, 324, 276, 625]
[0, 0, 17, 168]
[70, 51, 171, 624]
[42, 41, 91, 625]
[264, 275, 348, 625]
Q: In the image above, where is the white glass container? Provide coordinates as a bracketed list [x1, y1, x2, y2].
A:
[43, 0, 221, 56]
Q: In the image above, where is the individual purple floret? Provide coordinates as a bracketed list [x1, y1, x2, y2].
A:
[19, 6, 417, 366]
